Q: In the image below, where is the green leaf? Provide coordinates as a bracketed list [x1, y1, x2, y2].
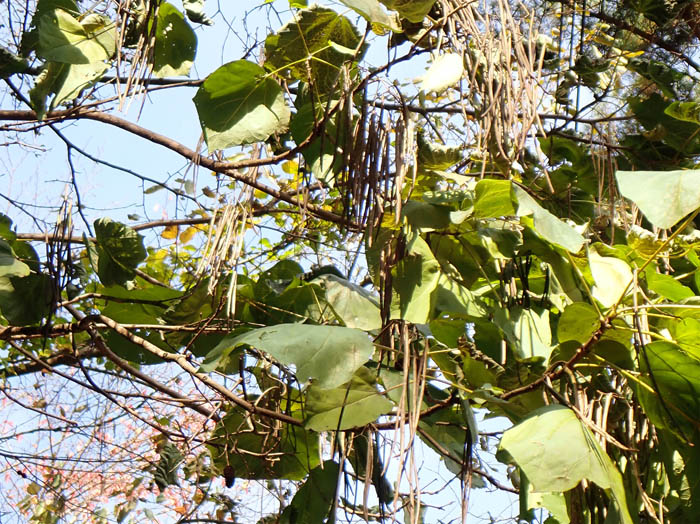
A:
[474, 179, 517, 218]
[0, 272, 52, 326]
[152, 441, 183, 490]
[431, 234, 485, 288]
[514, 185, 584, 252]
[52, 61, 108, 106]
[529, 492, 570, 523]
[209, 409, 320, 480]
[193, 60, 291, 150]
[478, 313, 519, 362]
[261, 280, 324, 324]
[28, 65, 54, 119]
[188, 333, 227, 359]
[628, 94, 700, 156]
[589, 250, 632, 308]
[462, 355, 497, 389]
[379, 0, 435, 23]
[433, 273, 487, 318]
[391, 235, 440, 323]
[338, 0, 397, 30]
[0, 214, 18, 243]
[256, 260, 305, 291]
[499, 405, 633, 524]
[0, 45, 29, 78]
[418, 405, 471, 475]
[666, 318, 700, 360]
[0, 239, 31, 279]
[637, 341, 700, 443]
[429, 317, 465, 347]
[289, 99, 344, 181]
[99, 284, 182, 323]
[162, 278, 219, 326]
[646, 270, 695, 301]
[20, 0, 80, 56]
[30, 60, 108, 118]
[183, 0, 213, 25]
[264, 7, 364, 92]
[627, 225, 664, 257]
[557, 302, 599, 344]
[199, 341, 245, 375]
[0, 236, 51, 325]
[421, 53, 463, 93]
[658, 432, 700, 521]
[203, 324, 374, 388]
[627, 57, 686, 98]
[494, 307, 553, 360]
[93, 218, 147, 287]
[153, 3, 197, 77]
[665, 101, 700, 125]
[616, 169, 700, 229]
[37, 9, 116, 64]
[280, 461, 339, 524]
[96, 285, 182, 364]
[539, 134, 586, 165]
[417, 132, 462, 171]
[402, 200, 452, 230]
[304, 367, 393, 431]
[310, 274, 382, 330]
[103, 329, 173, 364]
[520, 229, 583, 303]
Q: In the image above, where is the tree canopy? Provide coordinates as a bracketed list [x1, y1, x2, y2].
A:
[2, 0, 700, 522]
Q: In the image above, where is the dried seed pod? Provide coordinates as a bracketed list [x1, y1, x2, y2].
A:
[223, 465, 235, 488]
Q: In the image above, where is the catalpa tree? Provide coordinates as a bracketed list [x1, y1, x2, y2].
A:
[1, 0, 700, 522]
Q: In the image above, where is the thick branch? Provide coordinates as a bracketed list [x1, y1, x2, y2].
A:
[0, 321, 232, 342]
[15, 204, 305, 244]
[20, 67, 205, 87]
[0, 108, 353, 228]
[1, 346, 101, 377]
[373, 101, 632, 125]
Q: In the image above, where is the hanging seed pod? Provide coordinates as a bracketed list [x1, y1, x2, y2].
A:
[223, 465, 235, 488]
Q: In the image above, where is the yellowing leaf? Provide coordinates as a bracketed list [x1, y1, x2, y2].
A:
[179, 226, 198, 244]
[592, 33, 614, 46]
[282, 160, 299, 175]
[161, 225, 178, 239]
[380, 212, 398, 228]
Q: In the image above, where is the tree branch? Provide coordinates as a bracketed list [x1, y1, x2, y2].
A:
[0, 108, 354, 228]
[500, 317, 612, 400]
[80, 313, 306, 427]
